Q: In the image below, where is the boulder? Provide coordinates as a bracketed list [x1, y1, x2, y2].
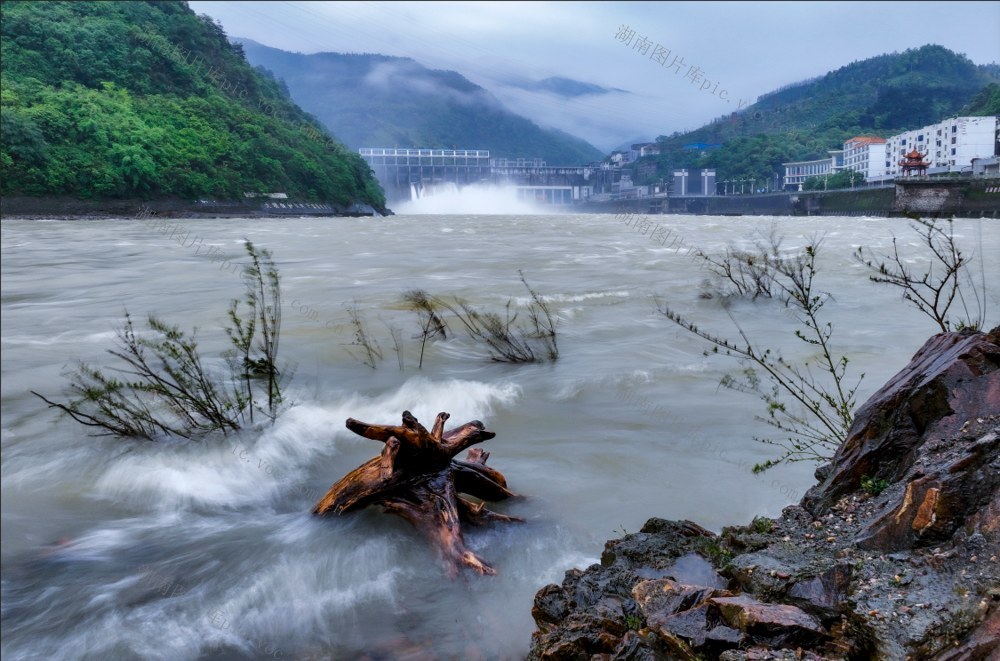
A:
[632, 578, 733, 622]
[855, 431, 999, 551]
[803, 327, 1000, 518]
[708, 595, 827, 647]
[646, 603, 744, 657]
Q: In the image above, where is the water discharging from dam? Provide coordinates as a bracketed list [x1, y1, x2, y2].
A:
[397, 182, 550, 215]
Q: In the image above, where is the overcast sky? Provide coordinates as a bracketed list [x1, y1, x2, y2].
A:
[188, 1, 1000, 152]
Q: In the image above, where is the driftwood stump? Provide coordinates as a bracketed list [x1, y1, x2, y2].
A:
[313, 410, 521, 576]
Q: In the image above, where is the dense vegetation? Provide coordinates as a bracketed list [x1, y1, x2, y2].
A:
[802, 169, 865, 191]
[962, 82, 1000, 116]
[630, 45, 1000, 186]
[0, 1, 385, 207]
[237, 39, 605, 165]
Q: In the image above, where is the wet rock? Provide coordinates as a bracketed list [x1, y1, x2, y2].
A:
[533, 583, 570, 630]
[647, 603, 713, 647]
[532, 636, 588, 661]
[786, 562, 852, 622]
[932, 606, 1000, 661]
[639, 519, 716, 537]
[632, 579, 733, 623]
[531, 613, 621, 660]
[709, 595, 827, 647]
[646, 603, 745, 655]
[609, 631, 668, 661]
[803, 327, 1000, 517]
[601, 519, 716, 571]
[855, 431, 1000, 551]
[728, 551, 807, 601]
[571, 567, 639, 610]
[591, 596, 627, 637]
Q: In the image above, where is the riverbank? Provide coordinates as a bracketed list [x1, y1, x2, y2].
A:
[0, 196, 393, 219]
[527, 327, 1000, 660]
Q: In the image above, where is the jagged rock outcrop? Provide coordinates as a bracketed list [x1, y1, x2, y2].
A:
[528, 328, 1000, 660]
[803, 328, 999, 516]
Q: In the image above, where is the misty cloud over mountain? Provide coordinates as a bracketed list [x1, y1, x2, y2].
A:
[500, 76, 628, 98]
[236, 38, 604, 164]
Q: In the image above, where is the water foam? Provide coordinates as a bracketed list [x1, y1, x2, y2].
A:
[92, 378, 521, 510]
[395, 183, 549, 215]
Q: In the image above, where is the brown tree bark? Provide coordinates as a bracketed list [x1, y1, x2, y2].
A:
[313, 411, 521, 576]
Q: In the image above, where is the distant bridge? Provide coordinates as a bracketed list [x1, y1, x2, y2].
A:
[359, 147, 601, 205]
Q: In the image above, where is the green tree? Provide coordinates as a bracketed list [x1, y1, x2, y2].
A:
[962, 82, 1000, 116]
[0, 0, 385, 209]
[802, 169, 865, 191]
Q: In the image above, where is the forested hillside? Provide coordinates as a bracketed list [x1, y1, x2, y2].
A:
[236, 39, 605, 165]
[962, 83, 1000, 116]
[633, 45, 1000, 185]
[0, 1, 385, 208]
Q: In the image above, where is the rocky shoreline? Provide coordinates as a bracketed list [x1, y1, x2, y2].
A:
[528, 328, 999, 660]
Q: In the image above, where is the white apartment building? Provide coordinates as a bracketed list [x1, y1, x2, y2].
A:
[842, 136, 887, 182]
[782, 150, 844, 190]
[884, 116, 998, 177]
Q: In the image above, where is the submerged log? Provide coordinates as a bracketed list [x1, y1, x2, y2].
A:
[313, 410, 521, 576]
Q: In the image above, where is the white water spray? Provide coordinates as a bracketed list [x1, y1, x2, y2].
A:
[396, 183, 551, 215]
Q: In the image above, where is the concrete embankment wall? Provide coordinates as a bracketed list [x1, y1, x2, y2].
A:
[670, 193, 798, 215]
[581, 190, 893, 217]
[893, 179, 1000, 217]
[796, 188, 896, 216]
[578, 179, 999, 218]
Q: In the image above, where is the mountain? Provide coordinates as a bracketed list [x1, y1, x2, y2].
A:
[501, 76, 627, 98]
[633, 45, 1000, 184]
[235, 39, 605, 165]
[0, 1, 385, 208]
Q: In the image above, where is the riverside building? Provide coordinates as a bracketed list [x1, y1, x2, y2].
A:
[842, 136, 888, 183]
[883, 116, 998, 177]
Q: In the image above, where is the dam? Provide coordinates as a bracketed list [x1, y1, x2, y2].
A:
[358, 148, 600, 205]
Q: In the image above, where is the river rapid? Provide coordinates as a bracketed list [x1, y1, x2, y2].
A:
[2, 211, 996, 659]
